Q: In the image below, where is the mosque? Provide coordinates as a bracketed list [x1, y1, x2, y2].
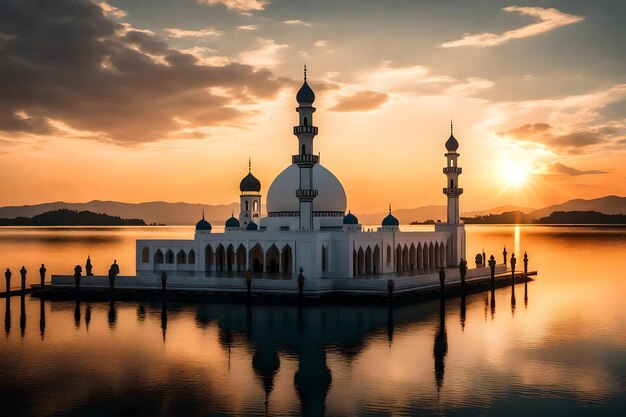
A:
[134, 68, 467, 286]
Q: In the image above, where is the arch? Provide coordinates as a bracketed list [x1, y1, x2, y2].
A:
[423, 243, 429, 270]
[321, 244, 327, 272]
[282, 245, 293, 274]
[154, 249, 164, 264]
[417, 242, 423, 270]
[188, 249, 196, 264]
[301, 144, 306, 155]
[440, 242, 446, 267]
[353, 248, 358, 277]
[386, 245, 392, 266]
[244, 200, 249, 211]
[176, 249, 187, 265]
[395, 245, 402, 272]
[365, 246, 372, 274]
[450, 179, 454, 188]
[141, 247, 150, 263]
[373, 245, 381, 274]
[253, 200, 258, 211]
[303, 116, 308, 126]
[429, 242, 435, 270]
[402, 245, 409, 272]
[434, 242, 440, 269]
[226, 244, 235, 272]
[165, 249, 174, 264]
[266, 244, 280, 273]
[205, 244, 214, 271]
[357, 247, 365, 276]
[236, 244, 246, 272]
[249, 244, 264, 273]
[409, 243, 416, 271]
[215, 244, 225, 272]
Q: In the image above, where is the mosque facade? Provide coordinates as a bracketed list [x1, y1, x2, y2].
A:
[135, 70, 466, 281]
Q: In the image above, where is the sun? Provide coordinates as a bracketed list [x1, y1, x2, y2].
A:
[508, 164, 528, 186]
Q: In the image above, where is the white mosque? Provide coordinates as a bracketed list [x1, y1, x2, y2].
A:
[134, 68, 468, 288]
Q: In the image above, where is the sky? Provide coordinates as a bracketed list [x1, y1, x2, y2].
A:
[0, 0, 624, 213]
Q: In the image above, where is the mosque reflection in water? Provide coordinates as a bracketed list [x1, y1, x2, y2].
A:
[4, 287, 523, 417]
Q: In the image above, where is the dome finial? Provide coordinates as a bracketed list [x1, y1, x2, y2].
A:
[202, 209, 205, 220]
[248, 157, 251, 173]
[304, 63, 307, 81]
[389, 203, 392, 214]
[451, 119, 453, 135]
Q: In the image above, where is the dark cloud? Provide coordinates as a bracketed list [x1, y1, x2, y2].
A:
[546, 162, 608, 176]
[0, 0, 288, 144]
[500, 122, 620, 153]
[329, 91, 389, 112]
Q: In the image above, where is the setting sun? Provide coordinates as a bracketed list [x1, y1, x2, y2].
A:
[508, 164, 529, 187]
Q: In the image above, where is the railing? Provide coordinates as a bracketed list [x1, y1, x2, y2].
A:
[293, 125, 318, 135]
[443, 187, 464, 195]
[296, 189, 318, 199]
[443, 167, 462, 174]
[292, 154, 320, 164]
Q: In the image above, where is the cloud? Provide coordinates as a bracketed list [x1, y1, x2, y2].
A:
[0, 0, 287, 144]
[238, 38, 288, 68]
[545, 162, 608, 176]
[163, 27, 222, 38]
[442, 6, 584, 48]
[500, 123, 617, 153]
[237, 25, 258, 31]
[444, 77, 494, 96]
[329, 91, 389, 112]
[283, 19, 311, 27]
[98, 2, 127, 18]
[197, 0, 267, 12]
[314, 40, 328, 48]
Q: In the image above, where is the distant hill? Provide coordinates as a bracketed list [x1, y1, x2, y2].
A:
[536, 211, 626, 224]
[0, 209, 145, 226]
[462, 211, 534, 224]
[529, 196, 626, 219]
[0, 200, 238, 226]
[461, 205, 536, 218]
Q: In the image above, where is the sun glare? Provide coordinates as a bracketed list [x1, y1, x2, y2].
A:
[508, 164, 528, 186]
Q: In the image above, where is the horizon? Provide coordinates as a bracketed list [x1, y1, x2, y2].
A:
[1, 0, 625, 212]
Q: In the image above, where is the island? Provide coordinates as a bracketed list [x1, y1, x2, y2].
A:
[0, 209, 146, 226]
[460, 210, 626, 225]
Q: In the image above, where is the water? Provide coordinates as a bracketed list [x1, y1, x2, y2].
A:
[1, 225, 625, 416]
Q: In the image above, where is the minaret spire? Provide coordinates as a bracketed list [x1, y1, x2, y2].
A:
[248, 157, 251, 173]
[389, 203, 392, 214]
[304, 63, 307, 81]
[450, 120, 453, 135]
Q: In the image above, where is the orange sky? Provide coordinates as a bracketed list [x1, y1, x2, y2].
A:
[0, 1, 624, 212]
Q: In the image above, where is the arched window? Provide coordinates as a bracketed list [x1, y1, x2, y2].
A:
[253, 200, 258, 211]
[303, 116, 308, 126]
[166, 250, 174, 264]
[244, 200, 249, 211]
[301, 144, 306, 155]
[450, 179, 454, 188]
[386, 245, 392, 265]
[188, 250, 196, 264]
[141, 247, 149, 263]
[321, 245, 327, 272]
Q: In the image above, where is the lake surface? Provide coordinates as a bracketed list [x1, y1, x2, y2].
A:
[1, 225, 625, 416]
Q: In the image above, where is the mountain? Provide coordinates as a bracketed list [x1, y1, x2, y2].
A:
[356, 205, 447, 225]
[529, 196, 626, 220]
[0, 209, 145, 226]
[0, 201, 238, 225]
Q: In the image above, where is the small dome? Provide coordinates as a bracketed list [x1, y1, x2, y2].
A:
[296, 80, 315, 105]
[343, 211, 359, 225]
[225, 216, 240, 228]
[445, 134, 459, 152]
[196, 218, 212, 231]
[240, 172, 261, 193]
[247, 221, 258, 231]
[382, 213, 399, 227]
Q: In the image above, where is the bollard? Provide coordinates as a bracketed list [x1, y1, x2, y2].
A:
[5, 268, 12, 296]
[39, 264, 46, 289]
[108, 268, 116, 292]
[510, 253, 517, 286]
[73, 265, 82, 292]
[488, 255, 496, 292]
[297, 267, 305, 300]
[387, 279, 394, 299]
[20, 266, 27, 292]
[459, 258, 467, 293]
[503, 246, 508, 266]
[438, 264, 445, 294]
[523, 252, 528, 279]
[482, 249, 486, 267]
[161, 271, 167, 293]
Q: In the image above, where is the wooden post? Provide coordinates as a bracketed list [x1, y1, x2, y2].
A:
[39, 264, 46, 289]
[4, 268, 11, 296]
[510, 253, 517, 286]
[488, 255, 496, 293]
[20, 266, 27, 292]
[73, 265, 82, 292]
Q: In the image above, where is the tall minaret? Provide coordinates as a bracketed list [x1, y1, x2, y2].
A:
[293, 65, 319, 230]
[443, 121, 463, 224]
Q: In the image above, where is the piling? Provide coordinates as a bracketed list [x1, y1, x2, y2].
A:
[20, 266, 27, 292]
[4, 269, 11, 297]
[488, 255, 496, 292]
[297, 267, 305, 300]
[503, 246, 508, 266]
[438, 265, 445, 295]
[510, 253, 517, 286]
[161, 271, 167, 293]
[459, 259, 467, 294]
[39, 264, 46, 289]
[73, 265, 82, 293]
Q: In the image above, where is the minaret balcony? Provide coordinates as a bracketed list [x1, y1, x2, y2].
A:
[292, 154, 319, 165]
[296, 189, 318, 199]
[293, 125, 318, 135]
[443, 187, 464, 196]
[443, 167, 462, 174]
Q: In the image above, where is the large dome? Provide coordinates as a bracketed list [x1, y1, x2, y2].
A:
[267, 164, 347, 215]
